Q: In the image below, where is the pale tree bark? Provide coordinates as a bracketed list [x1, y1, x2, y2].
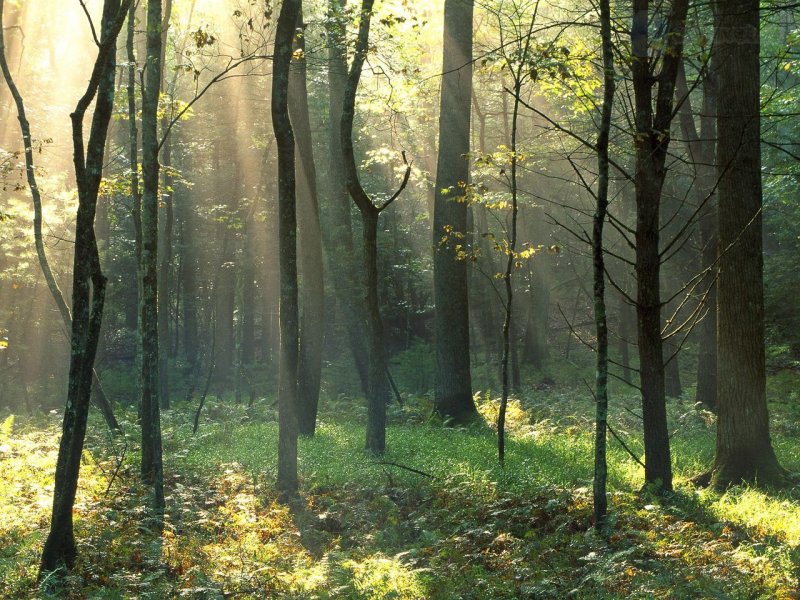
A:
[35, 0, 132, 575]
[157, 0, 173, 409]
[433, 0, 478, 425]
[272, 0, 302, 496]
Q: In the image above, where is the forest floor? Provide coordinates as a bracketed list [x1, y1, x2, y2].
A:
[1, 371, 800, 599]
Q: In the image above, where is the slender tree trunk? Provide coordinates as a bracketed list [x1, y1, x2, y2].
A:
[593, 0, 614, 527]
[498, 73, 523, 466]
[37, 0, 130, 574]
[712, 0, 786, 487]
[629, 0, 689, 492]
[340, 0, 410, 455]
[433, 0, 478, 425]
[158, 124, 173, 409]
[140, 0, 165, 519]
[289, 7, 325, 436]
[272, 0, 302, 496]
[675, 59, 718, 412]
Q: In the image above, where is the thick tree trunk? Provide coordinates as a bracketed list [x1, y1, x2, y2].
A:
[712, 0, 786, 487]
[289, 9, 325, 436]
[140, 0, 165, 519]
[432, 0, 478, 424]
[272, 0, 302, 496]
[38, 0, 129, 574]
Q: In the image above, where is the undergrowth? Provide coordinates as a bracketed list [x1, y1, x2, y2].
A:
[1, 375, 799, 598]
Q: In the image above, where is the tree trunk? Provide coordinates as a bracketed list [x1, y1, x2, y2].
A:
[139, 0, 165, 519]
[289, 9, 325, 436]
[38, 0, 129, 574]
[432, 0, 478, 424]
[675, 59, 718, 412]
[593, 0, 614, 528]
[629, 0, 689, 492]
[712, 0, 786, 487]
[340, 0, 410, 455]
[272, 0, 302, 496]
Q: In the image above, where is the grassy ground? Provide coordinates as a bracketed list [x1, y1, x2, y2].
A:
[1, 375, 799, 598]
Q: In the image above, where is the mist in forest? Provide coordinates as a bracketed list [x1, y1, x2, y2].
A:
[1, 0, 799, 596]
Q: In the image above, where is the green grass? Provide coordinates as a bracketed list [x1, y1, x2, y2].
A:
[1, 379, 799, 598]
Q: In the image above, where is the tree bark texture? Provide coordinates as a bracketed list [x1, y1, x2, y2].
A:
[139, 0, 165, 518]
[38, 0, 130, 574]
[432, 0, 478, 425]
[289, 9, 325, 436]
[712, 0, 785, 487]
[272, 0, 302, 495]
[630, 0, 689, 492]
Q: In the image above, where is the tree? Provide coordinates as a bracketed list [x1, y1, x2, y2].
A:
[341, 0, 411, 455]
[140, 0, 165, 519]
[710, 0, 787, 488]
[629, 0, 689, 492]
[288, 8, 325, 436]
[432, 0, 478, 425]
[675, 56, 718, 412]
[36, 0, 132, 575]
[593, 0, 615, 529]
[272, 0, 302, 496]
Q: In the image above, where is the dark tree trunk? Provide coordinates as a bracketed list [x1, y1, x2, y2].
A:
[593, 0, 614, 528]
[289, 8, 325, 436]
[712, 0, 786, 487]
[37, 0, 129, 575]
[324, 0, 370, 395]
[432, 0, 478, 424]
[340, 0, 411, 455]
[272, 0, 302, 496]
[140, 0, 165, 519]
[629, 0, 689, 492]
